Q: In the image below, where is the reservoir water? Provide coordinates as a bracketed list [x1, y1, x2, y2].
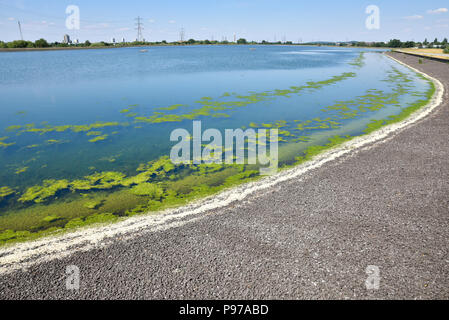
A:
[0, 45, 433, 241]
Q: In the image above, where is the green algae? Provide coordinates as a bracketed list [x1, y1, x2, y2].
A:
[65, 213, 118, 229]
[83, 200, 104, 210]
[15, 167, 29, 175]
[130, 183, 164, 200]
[99, 155, 118, 163]
[0, 141, 15, 148]
[42, 215, 61, 223]
[349, 52, 365, 68]
[0, 186, 15, 201]
[19, 179, 70, 203]
[71, 171, 126, 191]
[211, 113, 231, 118]
[3, 71, 358, 150]
[46, 139, 64, 145]
[125, 72, 356, 125]
[5, 125, 22, 132]
[86, 131, 102, 136]
[0, 162, 259, 245]
[10, 121, 122, 136]
[88, 134, 108, 143]
[157, 104, 185, 111]
[0, 137, 15, 148]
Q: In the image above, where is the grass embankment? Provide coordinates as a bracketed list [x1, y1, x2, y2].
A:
[393, 48, 449, 61]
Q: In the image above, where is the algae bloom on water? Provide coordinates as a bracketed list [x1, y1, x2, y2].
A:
[0, 46, 434, 245]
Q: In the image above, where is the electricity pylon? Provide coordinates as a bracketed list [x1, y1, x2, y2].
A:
[135, 17, 144, 42]
[180, 27, 185, 42]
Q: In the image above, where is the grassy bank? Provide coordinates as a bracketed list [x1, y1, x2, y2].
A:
[393, 49, 449, 61]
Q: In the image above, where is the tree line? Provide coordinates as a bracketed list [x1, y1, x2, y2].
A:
[352, 38, 448, 50]
[0, 38, 252, 49]
[1, 37, 448, 52]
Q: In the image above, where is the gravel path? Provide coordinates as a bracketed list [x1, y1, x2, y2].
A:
[0, 52, 448, 300]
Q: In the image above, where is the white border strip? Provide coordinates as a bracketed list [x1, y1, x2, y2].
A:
[0, 54, 444, 275]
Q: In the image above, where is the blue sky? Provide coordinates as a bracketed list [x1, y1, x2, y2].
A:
[0, 0, 448, 42]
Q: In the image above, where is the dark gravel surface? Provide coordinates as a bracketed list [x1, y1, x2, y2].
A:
[1, 52, 448, 300]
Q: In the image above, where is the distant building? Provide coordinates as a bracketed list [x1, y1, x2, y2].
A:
[74, 39, 79, 44]
[63, 34, 71, 44]
[122, 37, 126, 43]
[111, 38, 116, 44]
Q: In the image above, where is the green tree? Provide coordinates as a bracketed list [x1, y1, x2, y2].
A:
[0, 41, 6, 48]
[186, 38, 196, 44]
[84, 40, 91, 46]
[387, 39, 402, 48]
[237, 38, 247, 44]
[7, 40, 32, 48]
[402, 41, 415, 48]
[34, 38, 49, 48]
[423, 38, 428, 46]
[433, 38, 439, 45]
[442, 38, 448, 46]
[373, 42, 386, 47]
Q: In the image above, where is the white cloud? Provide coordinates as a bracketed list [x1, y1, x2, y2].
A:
[148, 19, 156, 23]
[168, 20, 176, 24]
[8, 17, 15, 21]
[424, 26, 432, 30]
[404, 15, 423, 20]
[117, 27, 131, 31]
[427, 8, 448, 14]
